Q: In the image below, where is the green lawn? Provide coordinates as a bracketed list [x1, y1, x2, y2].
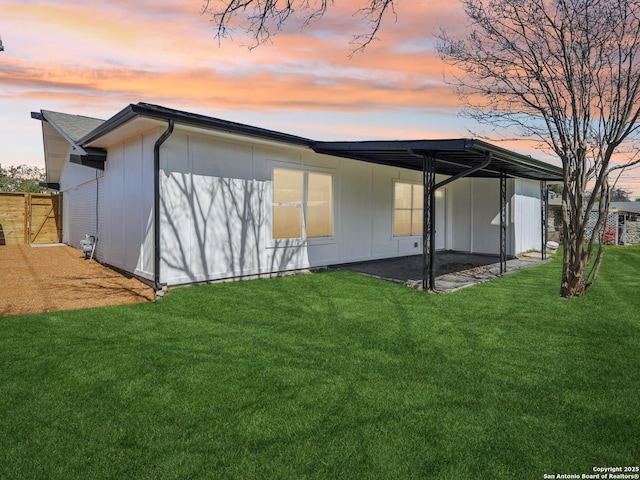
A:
[1, 247, 638, 479]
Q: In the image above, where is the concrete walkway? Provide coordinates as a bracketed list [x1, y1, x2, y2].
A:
[334, 251, 548, 292]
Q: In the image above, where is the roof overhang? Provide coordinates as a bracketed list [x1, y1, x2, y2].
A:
[79, 103, 315, 150]
[34, 102, 563, 185]
[31, 110, 106, 183]
[312, 139, 563, 182]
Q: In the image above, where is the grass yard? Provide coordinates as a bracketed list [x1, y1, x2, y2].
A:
[1, 247, 639, 479]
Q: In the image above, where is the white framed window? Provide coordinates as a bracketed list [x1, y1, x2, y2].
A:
[393, 181, 423, 236]
[272, 168, 334, 240]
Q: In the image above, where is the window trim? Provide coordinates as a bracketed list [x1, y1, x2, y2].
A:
[392, 179, 424, 238]
[269, 163, 337, 247]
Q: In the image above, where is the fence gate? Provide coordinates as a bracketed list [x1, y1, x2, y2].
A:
[0, 193, 63, 245]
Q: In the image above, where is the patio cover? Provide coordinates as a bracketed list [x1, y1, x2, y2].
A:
[314, 139, 563, 291]
[312, 139, 563, 181]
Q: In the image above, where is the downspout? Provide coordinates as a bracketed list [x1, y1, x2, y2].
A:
[154, 119, 175, 293]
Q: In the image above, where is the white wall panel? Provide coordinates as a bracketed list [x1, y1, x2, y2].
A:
[159, 132, 195, 284]
[100, 131, 156, 281]
[339, 160, 373, 262]
[451, 178, 472, 252]
[434, 187, 447, 250]
[64, 180, 98, 255]
[470, 178, 514, 255]
[123, 139, 144, 272]
[514, 179, 542, 253]
[139, 133, 156, 279]
[59, 158, 99, 192]
[371, 166, 398, 258]
[104, 144, 124, 269]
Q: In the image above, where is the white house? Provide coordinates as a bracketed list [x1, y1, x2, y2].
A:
[32, 103, 563, 291]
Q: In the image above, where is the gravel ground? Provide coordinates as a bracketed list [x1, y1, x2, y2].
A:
[0, 244, 155, 317]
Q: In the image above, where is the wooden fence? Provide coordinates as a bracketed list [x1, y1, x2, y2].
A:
[0, 193, 63, 245]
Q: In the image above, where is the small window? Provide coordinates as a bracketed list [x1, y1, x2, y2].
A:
[272, 169, 304, 239]
[393, 182, 423, 236]
[307, 172, 333, 238]
[272, 168, 333, 240]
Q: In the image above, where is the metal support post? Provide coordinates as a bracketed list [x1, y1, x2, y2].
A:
[500, 171, 507, 275]
[422, 154, 436, 291]
[540, 181, 548, 260]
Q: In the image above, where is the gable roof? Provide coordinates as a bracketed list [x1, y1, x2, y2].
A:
[31, 110, 106, 185]
[33, 102, 563, 184]
[40, 110, 106, 143]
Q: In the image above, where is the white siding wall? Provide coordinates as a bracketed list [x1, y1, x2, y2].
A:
[157, 130, 449, 286]
[63, 179, 100, 256]
[101, 131, 156, 281]
[513, 179, 543, 253]
[449, 177, 517, 256]
[60, 123, 544, 286]
[59, 160, 104, 260]
[451, 178, 472, 252]
[471, 178, 507, 255]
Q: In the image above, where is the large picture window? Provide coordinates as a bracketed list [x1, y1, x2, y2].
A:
[272, 168, 334, 240]
[393, 181, 423, 236]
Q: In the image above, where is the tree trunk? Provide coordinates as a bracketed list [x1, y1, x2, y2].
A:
[559, 177, 609, 298]
[561, 249, 590, 297]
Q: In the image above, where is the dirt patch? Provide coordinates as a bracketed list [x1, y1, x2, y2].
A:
[0, 244, 155, 317]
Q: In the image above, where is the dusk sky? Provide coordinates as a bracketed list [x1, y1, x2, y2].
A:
[2, 0, 640, 196]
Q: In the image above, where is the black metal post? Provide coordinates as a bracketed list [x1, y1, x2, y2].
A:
[430, 184, 437, 290]
[540, 181, 548, 260]
[422, 154, 436, 291]
[500, 171, 507, 275]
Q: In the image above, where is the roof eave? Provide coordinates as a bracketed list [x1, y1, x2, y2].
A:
[78, 103, 315, 149]
[313, 138, 563, 182]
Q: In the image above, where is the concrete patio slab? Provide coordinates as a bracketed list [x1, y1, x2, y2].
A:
[333, 251, 548, 292]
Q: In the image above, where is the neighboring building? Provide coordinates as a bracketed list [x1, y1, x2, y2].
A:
[548, 193, 640, 245]
[612, 202, 640, 244]
[32, 103, 563, 290]
[601, 202, 640, 245]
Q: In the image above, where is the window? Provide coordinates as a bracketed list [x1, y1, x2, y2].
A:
[272, 168, 333, 240]
[393, 181, 423, 236]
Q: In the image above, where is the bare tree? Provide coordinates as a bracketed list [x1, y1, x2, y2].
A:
[438, 0, 640, 297]
[201, 0, 397, 53]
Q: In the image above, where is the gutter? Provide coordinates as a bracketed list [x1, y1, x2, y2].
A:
[79, 102, 314, 149]
[153, 119, 175, 294]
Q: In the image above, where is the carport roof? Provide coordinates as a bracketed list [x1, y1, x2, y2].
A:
[312, 139, 563, 182]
